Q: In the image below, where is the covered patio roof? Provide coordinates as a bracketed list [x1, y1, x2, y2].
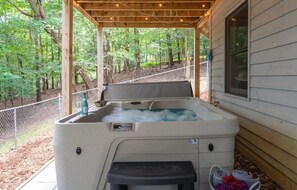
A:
[61, 0, 217, 116]
[73, 0, 215, 29]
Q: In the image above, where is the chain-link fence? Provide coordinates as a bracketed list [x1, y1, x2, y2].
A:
[119, 63, 209, 101]
[0, 88, 99, 156]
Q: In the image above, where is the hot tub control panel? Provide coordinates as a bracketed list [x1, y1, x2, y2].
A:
[112, 123, 134, 131]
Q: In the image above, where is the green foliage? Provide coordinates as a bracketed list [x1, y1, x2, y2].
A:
[0, 1, 209, 103]
[142, 61, 160, 68]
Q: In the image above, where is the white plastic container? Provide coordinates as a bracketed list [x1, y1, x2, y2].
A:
[208, 164, 261, 190]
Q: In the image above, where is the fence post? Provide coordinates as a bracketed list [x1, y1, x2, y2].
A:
[58, 93, 61, 119]
[14, 107, 17, 149]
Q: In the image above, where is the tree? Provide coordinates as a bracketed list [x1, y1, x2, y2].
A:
[7, 0, 61, 46]
[166, 29, 174, 67]
[124, 28, 130, 72]
[175, 29, 182, 64]
[184, 29, 191, 78]
[104, 30, 113, 83]
[134, 28, 141, 76]
[0, 0, 198, 107]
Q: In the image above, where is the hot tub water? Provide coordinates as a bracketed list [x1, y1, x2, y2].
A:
[101, 108, 199, 122]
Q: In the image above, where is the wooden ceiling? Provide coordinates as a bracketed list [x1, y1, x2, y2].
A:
[73, 0, 216, 28]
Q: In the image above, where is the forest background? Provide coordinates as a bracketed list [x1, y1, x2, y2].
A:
[0, 0, 209, 109]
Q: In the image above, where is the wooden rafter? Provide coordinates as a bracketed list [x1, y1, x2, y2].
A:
[98, 22, 196, 28]
[77, 0, 215, 3]
[73, 0, 215, 28]
[90, 10, 204, 17]
[82, 3, 210, 11]
[96, 17, 199, 23]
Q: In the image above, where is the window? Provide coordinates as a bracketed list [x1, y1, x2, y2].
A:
[225, 1, 248, 97]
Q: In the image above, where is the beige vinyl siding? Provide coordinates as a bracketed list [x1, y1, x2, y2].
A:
[210, 0, 297, 189]
[251, 60, 297, 76]
[251, 26, 297, 53]
[250, 88, 297, 108]
[250, 76, 297, 91]
[211, 0, 297, 137]
[251, 5, 297, 41]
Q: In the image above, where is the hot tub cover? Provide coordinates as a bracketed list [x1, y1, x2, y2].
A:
[103, 81, 193, 101]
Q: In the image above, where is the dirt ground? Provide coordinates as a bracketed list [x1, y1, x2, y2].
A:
[0, 132, 53, 190]
[234, 150, 282, 190]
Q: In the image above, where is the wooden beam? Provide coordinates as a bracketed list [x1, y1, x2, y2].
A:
[74, 1, 99, 27]
[91, 10, 204, 17]
[97, 26, 104, 99]
[99, 22, 196, 28]
[77, 0, 215, 3]
[207, 12, 212, 102]
[62, 0, 73, 116]
[194, 27, 200, 97]
[83, 3, 211, 11]
[96, 17, 200, 23]
[197, 15, 209, 38]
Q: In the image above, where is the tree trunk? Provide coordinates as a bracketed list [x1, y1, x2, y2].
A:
[124, 28, 130, 72]
[57, 30, 61, 89]
[52, 77, 54, 89]
[40, 35, 46, 94]
[75, 65, 94, 91]
[45, 74, 49, 90]
[134, 28, 140, 76]
[17, 54, 25, 105]
[73, 45, 79, 84]
[74, 66, 79, 84]
[176, 30, 181, 64]
[158, 30, 162, 69]
[45, 43, 49, 90]
[117, 61, 121, 73]
[33, 33, 41, 102]
[184, 30, 191, 79]
[166, 29, 174, 68]
[114, 64, 117, 74]
[51, 44, 55, 89]
[105, 32, 113, 83]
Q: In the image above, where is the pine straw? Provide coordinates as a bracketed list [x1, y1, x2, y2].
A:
[234, 150, 282, 190]
[0, 132, 54, 190]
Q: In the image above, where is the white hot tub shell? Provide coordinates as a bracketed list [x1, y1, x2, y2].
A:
[54, 97, 239, 190]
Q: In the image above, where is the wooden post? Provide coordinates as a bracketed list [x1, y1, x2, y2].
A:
[208, 13, 212, 103]
[62, 0, 73, 116]
[194, 28, 200, 97]
[97, 26, 104, 99]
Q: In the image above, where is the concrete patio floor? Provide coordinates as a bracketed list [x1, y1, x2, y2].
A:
[17, 159, 57, 190]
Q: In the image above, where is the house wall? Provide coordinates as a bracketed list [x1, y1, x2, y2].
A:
[210, 0, 297, 189]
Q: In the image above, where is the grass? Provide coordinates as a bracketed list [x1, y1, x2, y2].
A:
[142, 61, 160, 68]
[0, 119, 55, 156]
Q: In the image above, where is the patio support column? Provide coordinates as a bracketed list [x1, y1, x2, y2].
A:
[194, 28, 200, 97]
[97, 26, 104, 99]
[62, 0, 73, 116]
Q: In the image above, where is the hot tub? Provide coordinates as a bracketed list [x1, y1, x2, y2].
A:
[54, 97, 239, 190]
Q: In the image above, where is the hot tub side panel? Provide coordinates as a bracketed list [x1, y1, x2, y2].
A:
[54, 123, 114, 190]
[54, 120, 238, 190]
[100, 137, 235, 190]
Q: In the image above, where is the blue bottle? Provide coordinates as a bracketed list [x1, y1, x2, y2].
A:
[81, 92, 88, 116]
